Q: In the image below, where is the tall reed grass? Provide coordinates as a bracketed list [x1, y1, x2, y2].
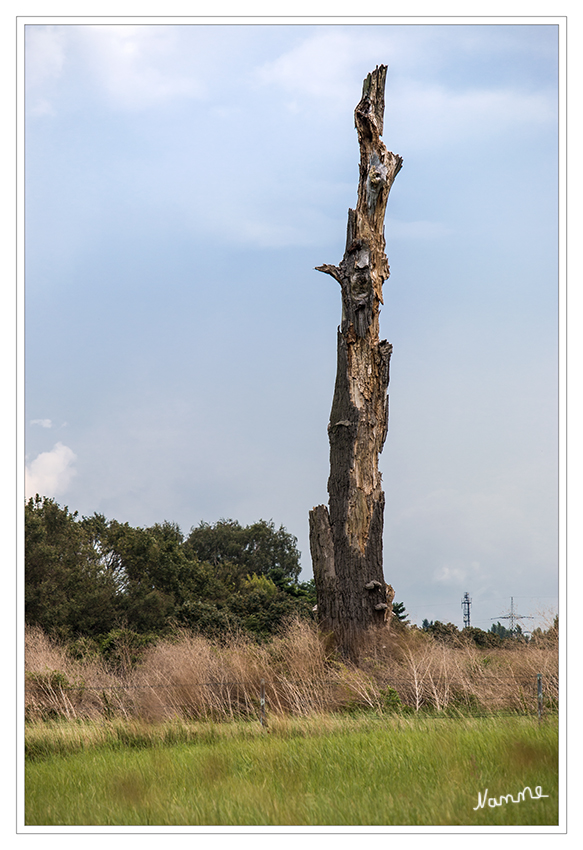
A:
[25, 619, 558, 723]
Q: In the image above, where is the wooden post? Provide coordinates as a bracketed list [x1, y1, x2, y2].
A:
[537, 673, 543, 720]
[260, 678, 266, 727]
[309, 66, 402, 661]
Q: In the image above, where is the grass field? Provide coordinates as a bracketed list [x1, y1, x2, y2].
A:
[25, 713, 558, 826]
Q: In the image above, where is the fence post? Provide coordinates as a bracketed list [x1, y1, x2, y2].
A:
[260, 679, 266, 728]
[537, 673, 543, 720]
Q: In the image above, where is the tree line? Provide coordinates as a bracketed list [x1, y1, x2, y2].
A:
[25, 495, 316, 654]
[25, 495, 556, 663]
[421, 618, 557, 646]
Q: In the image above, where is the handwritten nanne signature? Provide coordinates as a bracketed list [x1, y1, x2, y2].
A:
[474, 786, 549, 810]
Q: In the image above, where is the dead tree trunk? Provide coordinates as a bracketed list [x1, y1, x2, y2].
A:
[309, 65, 402, 660]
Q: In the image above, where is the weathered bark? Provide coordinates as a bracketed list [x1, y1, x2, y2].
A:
[309, 65, 402, 660]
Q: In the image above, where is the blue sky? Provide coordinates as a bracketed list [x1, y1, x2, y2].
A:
[24, 22, 560, 630]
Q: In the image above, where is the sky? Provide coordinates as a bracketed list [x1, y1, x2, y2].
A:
[24, 20, 560, 631]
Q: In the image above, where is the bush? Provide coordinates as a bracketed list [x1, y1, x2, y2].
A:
[379, 686, 403, 712]
[461, 627, 503, 648]
[97, 629, 158, 673]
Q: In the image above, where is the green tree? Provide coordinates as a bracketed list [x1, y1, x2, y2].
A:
[461, 626, 502, 648]
[490, 621, 513, 639]
[392, 601, 409, 624]
[185, 519, 301, 591]
[25, 496, 118, 638]
[27, 501, 312, 643]
[226, 585, 300, 639]
[81, 515, 219, 633]
[426, 621, 460, 644]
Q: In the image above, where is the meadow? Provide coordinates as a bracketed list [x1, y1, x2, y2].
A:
[25, 713, 558, 826]
[24, 620, 559, 826]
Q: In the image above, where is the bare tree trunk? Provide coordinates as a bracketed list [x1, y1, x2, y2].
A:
[309, 65, 402, 661]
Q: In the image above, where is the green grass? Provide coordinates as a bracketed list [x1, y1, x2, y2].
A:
[25, 713, 558, 826]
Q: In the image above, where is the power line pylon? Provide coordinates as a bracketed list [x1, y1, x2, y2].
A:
[461, 592, 472, 629]
[492, 596, 533, 635]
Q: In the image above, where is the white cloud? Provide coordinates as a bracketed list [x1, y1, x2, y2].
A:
[390, 81, 555, 153]
[434, 560, 483, 586]
[434, 565, 468, 585]
[25, 26, 66, 116]
[77, 26, 205, 110]
[25, 26, 66, 86]
[254, 30, 365, 106]
[252, 27, 433, 109]
[26, 25, 208, 117]
[30, 419, 52, 428]
[254, 28, 555, 149]
[25, 443, 77, 499]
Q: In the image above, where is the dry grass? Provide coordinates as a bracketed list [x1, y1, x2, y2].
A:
[25, 625, 136, 721]
[362, 629, 559, 714]
[24, 619, 558, 723]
